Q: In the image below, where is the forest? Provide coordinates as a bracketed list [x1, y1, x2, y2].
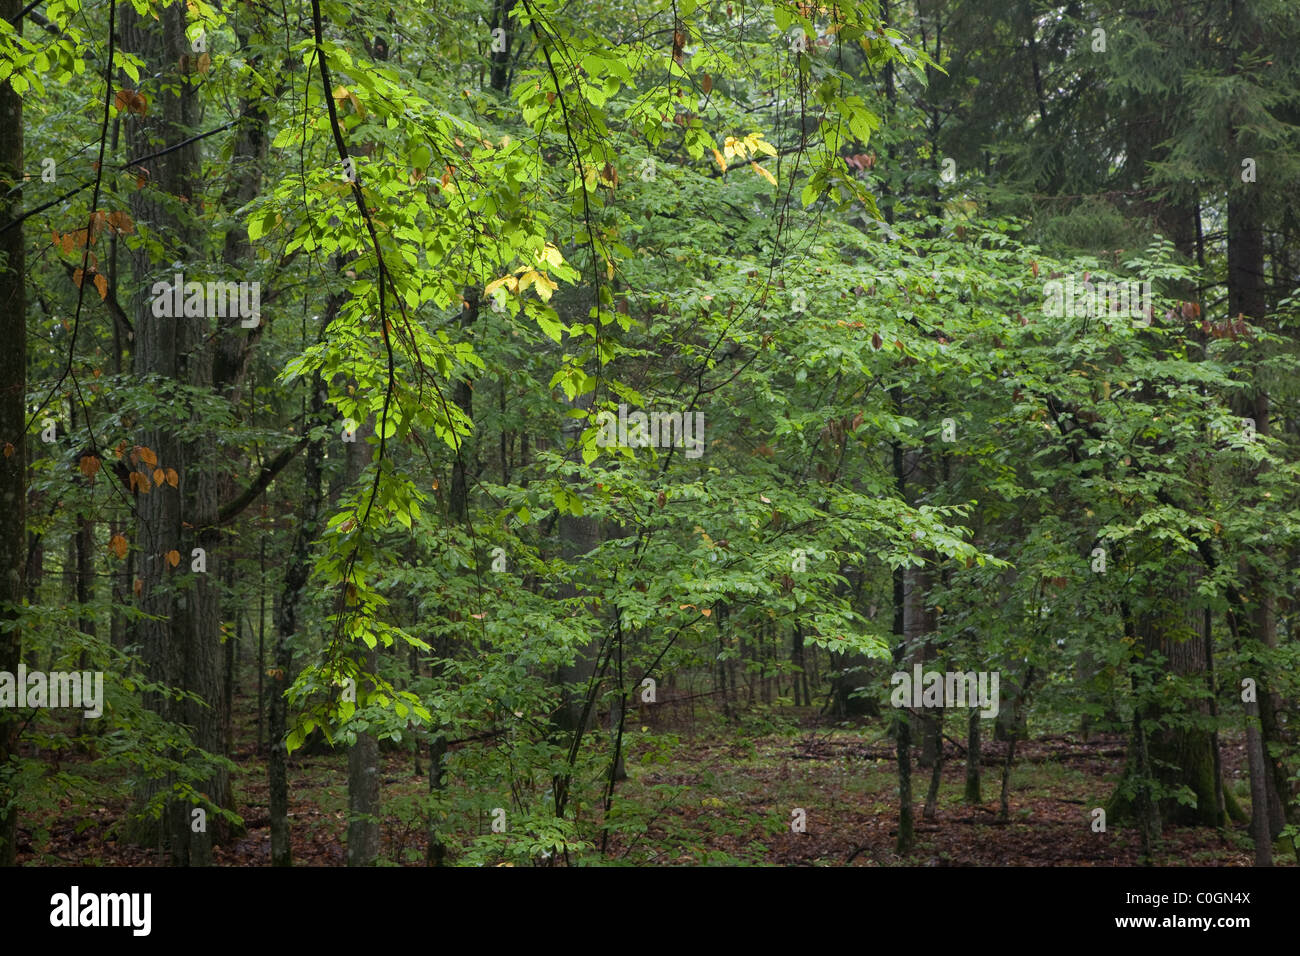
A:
[0, 0, 1298, 876]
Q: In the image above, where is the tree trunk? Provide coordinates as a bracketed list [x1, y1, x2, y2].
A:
[0, 3, 27, 863]
[963, 708, 982, 805]
[426, 733, 448, 866]
[891, 434, 914, 855]
[1110, 603, 1159, 863]
[554, 392, 600, 733]
[1228, 181, 1289, 842]
[118, 2, 231, 865]
[1144, 598, 1221, 826]
[347, 645, 381, 866]
[269, 372, 326, 867]
[343, 412, 380, 866]
[923, 708, 943, 821]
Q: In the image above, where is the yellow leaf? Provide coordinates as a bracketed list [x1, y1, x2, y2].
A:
[700, 608, 712, 617]
[136, 445, 158, 467]
[165, 467, 179, 487]
[711, 147, 727, 172]
[153, 468, 166, 486]
[534, 273, 558, 302]
[751, 162, 777, 185]
[540, 244, 564, 268]
[166, 549, 180, 568]
[751, 135, 778, 158]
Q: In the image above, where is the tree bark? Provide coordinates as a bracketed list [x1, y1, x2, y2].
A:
[891, 435, 914, 854]
[343, 412, 380, 866]
[269, 371, 326, 866]
[1144, 597, 1222, 827]
[963, 708, 981, 805]
[120, 2, 227, 865]
[0, 1, 27, 864]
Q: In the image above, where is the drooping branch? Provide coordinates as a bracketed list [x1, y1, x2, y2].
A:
[215, 434, 310, 526]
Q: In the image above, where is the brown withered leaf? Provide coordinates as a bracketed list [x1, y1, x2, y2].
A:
[106, 210, 135, 235]
[166, 549, 180, 568]
[109, 534, 128, 560]
[115, 89, 147, 116]
[165, 468, 179, 488]
[152, 468, 166, 486]
[136, 445, 158, 466]
[79, 456, 101, 479]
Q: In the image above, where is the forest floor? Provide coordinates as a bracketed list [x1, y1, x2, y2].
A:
[19, 694, 1294, 866]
